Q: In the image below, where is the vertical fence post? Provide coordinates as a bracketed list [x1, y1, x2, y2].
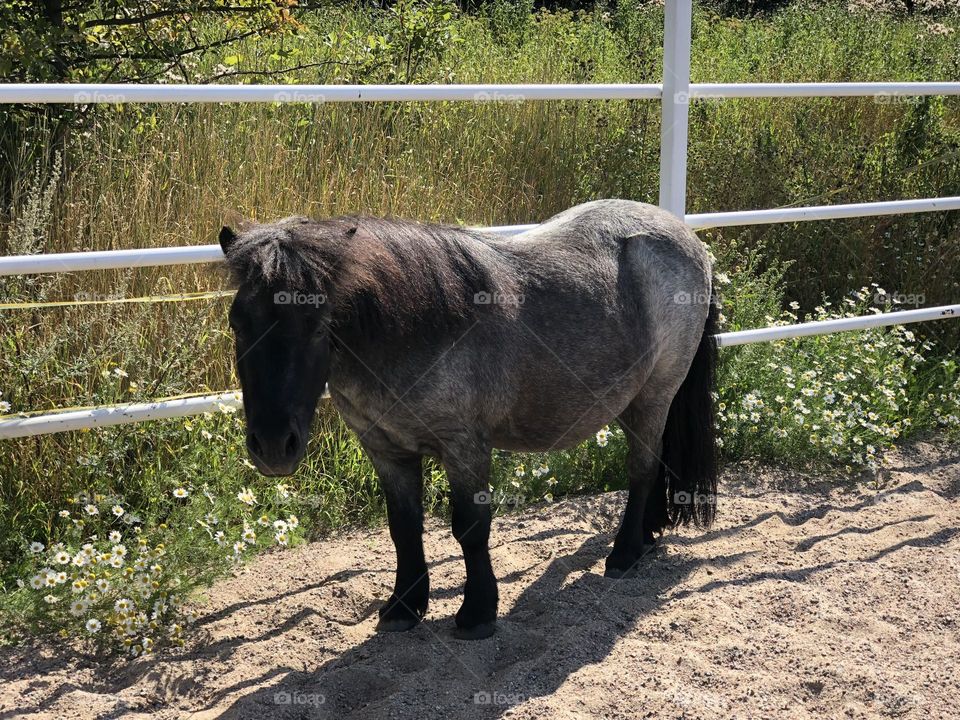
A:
[659, 0, 693, 219]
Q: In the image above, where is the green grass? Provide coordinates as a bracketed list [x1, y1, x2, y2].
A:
[1, 1, 959, 653]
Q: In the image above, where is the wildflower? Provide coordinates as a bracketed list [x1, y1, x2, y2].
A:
[237, 488, 257, 506]
[134, 574, 152, 592]
[109, 530, 122, 543]
[287, 515, 299, 529]
[233, 542, 246, 555]
[596, 428, 611, 447]
[275, 531, 289, 546]
[173, 487, 189, 499]
[70, 599, 89, 616]
[86, 618, 102, 633]
[30, 542, 45, 554]
[111, 505, 125, 517]
[115, 598, 134, 613]
[58, 510, 70, 518]
[84, 504, 99, 516]
[242, 527, 257, 544]
[30, 575, 45, 589]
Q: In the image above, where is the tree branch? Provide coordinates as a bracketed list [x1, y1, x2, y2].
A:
[71, 26, 268, 65]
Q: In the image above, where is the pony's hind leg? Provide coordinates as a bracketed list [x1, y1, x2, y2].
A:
[442, 437, 498, 640]
[368, 451, 430, 632]
[604, 394, 673, 579]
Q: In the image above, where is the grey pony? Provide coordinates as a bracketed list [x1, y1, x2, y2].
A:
[219, 199, 719, 640]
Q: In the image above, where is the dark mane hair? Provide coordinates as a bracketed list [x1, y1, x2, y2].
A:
[223, 215, 513, 337]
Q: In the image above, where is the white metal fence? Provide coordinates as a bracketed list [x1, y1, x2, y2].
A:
[1, 0, 959, 439]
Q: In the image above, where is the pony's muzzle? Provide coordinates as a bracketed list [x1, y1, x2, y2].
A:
[246, 424, 303, 476]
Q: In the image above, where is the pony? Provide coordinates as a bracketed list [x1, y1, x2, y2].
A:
[219, 199, 718, 640]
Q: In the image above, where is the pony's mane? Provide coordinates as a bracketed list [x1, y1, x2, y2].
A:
[223, 215, 511, 336]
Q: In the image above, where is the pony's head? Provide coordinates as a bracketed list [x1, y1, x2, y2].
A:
[219, 217, 339, 476]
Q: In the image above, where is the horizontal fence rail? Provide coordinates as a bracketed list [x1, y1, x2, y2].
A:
[689, 82, 960, 99]
[0, 83, 662, 104]
[2, 304, 957, 439]
[3, 82, 960, 105]
[2, 196, 959, 276]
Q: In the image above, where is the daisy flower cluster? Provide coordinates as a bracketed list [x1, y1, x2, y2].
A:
[16, 473, 303, 656]
[717, 287, 960, 471]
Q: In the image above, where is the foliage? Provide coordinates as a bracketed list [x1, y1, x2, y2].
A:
[0, 1, 305, 84]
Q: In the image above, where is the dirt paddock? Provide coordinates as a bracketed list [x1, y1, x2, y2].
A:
[2, 439, 959, 719]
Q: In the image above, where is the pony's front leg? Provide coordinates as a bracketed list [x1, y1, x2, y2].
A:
[369, 452, 429, 632]
[443, 441, 498, 639]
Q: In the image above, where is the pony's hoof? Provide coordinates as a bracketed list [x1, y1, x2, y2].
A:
[604, 543, 657, 578]
[452, 621, 497, 640]
[603, 565, 637, 579]
[376, 616, 421, 633]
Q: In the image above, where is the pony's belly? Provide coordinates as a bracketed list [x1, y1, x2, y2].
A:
[489, 401, 626, 452]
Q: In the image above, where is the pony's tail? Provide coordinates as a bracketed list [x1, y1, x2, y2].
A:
[661, 291, 719, 529]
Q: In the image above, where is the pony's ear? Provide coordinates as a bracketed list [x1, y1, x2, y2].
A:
[220, 210, 256, 254]
[219, 226, 238, 254]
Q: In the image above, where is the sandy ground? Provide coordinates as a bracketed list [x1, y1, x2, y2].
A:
[2, 439, 959, 720]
